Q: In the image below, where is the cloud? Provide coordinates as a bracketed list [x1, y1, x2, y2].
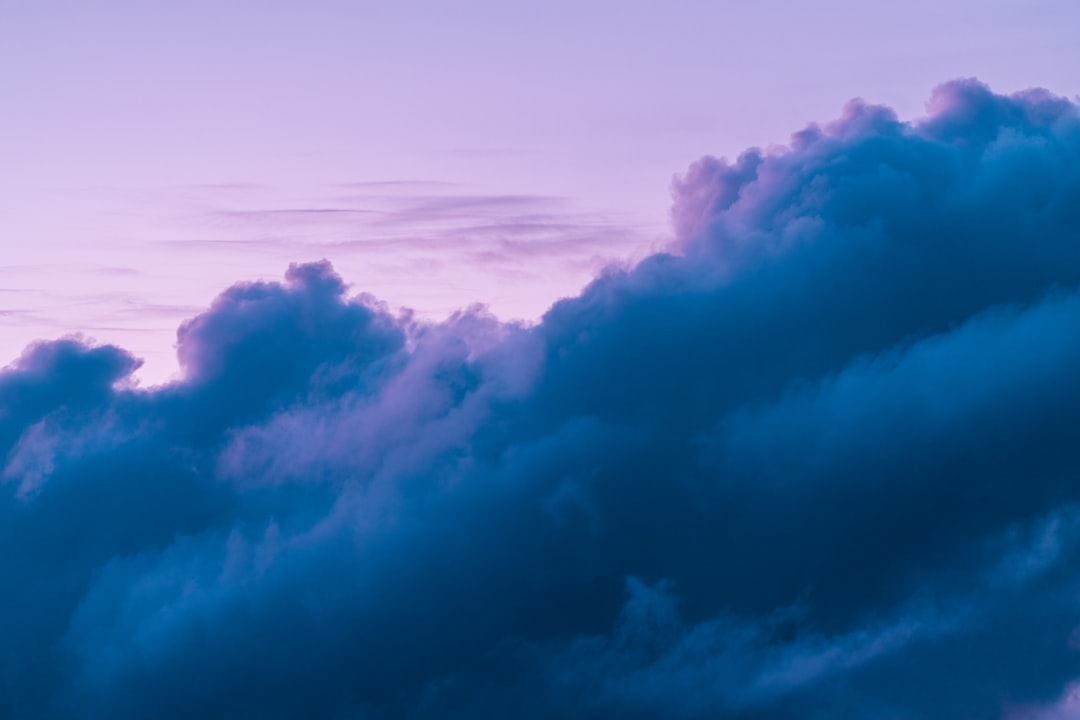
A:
[3, 78, 1080, 718]
[189, 191, 653, 271]
[149, 187, 660, 342]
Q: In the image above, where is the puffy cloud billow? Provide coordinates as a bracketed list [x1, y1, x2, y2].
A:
[4, 79, 1080, 719]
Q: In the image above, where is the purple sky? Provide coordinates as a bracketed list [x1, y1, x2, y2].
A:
[3, 0, 1079, 383]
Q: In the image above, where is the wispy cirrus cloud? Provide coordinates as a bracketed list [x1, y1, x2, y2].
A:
[155, 187, 664, 329]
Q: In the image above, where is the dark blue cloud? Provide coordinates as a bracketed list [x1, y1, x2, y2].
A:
[3, 79, 1080, 719]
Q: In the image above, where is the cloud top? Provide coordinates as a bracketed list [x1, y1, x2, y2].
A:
[3, 79, 1080, 719]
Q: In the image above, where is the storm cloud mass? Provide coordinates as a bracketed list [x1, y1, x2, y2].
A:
[4, 79, 1080, 718]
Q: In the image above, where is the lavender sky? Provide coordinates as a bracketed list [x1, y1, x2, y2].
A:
[3, 0, 1078, 383]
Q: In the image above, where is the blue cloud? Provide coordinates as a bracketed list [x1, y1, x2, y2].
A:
[3, 79, 1080, 718]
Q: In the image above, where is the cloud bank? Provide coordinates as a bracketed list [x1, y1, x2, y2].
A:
[3, 79, 1080, 719]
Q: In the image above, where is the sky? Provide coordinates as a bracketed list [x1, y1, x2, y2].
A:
[5, 3, 1080, 719]
[3, 0, 1079, 382]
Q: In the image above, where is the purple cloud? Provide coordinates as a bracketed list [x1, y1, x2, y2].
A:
[3, 79, 1080, 719]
